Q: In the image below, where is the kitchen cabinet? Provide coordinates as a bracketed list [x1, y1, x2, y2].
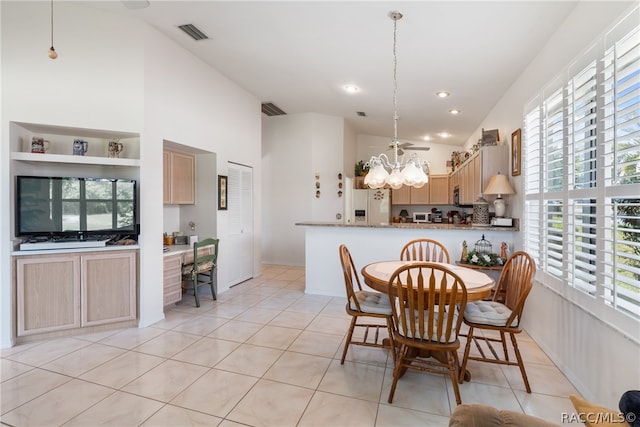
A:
[429, 175, 450, 205]
[163, 149, 195, 205]
[451, 145, 508, 205]
[392, 183, 429, 205]
[15, 249, 137, 337]
[391, 174, 450, 205]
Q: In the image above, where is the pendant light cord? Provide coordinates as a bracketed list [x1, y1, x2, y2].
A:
[50, 0, 54, 48]
[390, 11, 402, 164]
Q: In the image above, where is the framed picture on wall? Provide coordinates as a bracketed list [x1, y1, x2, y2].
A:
[218, 175, 228, 210]
[511, 128, 521, 176]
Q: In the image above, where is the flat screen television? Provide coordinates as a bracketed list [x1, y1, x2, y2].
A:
[16, 175, 137, 239]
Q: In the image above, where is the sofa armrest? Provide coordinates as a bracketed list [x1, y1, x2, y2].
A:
[450, 404, 559, 427]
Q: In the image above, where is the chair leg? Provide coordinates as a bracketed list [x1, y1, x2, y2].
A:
[386, 318, 396, 364]
[510, 332, 531, 393]
[341, 316, 357, 364]
[459, 326, 474, 383]
[194, 282, 201, 307]
[449, 351, 462, 405]
[500, 331, 509, 361]
[388, 344, 408, 404]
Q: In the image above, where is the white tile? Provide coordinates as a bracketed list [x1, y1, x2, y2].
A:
[1, 368, 72, 414]
[376, 403, 450, 426]
[172, 336, 240, 367]
[227, 379, 314, 427]
[263, 351, 332, 389]
[64, 390, 164, 427]
[298, 391, 378, 427]
[141, 404, 223, 426]
[171, 369, 258, 418]
[1, 379, 113, 426]
[318, 359, 386, 402]
[214, 343, 283, 377]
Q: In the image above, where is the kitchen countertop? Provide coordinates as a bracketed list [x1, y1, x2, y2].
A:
[295, 220, 519, 232]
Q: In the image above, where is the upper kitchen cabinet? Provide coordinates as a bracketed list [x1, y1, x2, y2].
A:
[391, 174, 449, 205]
[163, 149, 195, 205]
[428, 175, 450, 205]
[452, 145, 508, 205]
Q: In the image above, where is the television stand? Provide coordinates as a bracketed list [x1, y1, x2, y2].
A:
[19, 240, 108, 251]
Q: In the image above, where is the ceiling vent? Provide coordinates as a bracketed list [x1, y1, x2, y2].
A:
[357, 111, 367, 117]
[178, 24, 209, 41]
[261, 102, 287, 116]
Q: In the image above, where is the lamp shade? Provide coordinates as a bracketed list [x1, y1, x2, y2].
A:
[484, 173, 515, 196]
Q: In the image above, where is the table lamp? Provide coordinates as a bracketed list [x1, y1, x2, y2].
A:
[483, 173, 515, 218]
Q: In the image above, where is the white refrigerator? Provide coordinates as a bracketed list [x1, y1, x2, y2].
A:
[346, 188, 391, 225]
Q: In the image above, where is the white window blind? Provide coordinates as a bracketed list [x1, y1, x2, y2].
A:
[601, 25, 640, 318]
[524, 17, 640, 326]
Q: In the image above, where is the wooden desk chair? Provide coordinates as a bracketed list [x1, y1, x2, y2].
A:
[182, 238, 219, 307]
[400, 238, 451, 263]
[387, 262, 468, 405]
[458, 251, 536, 392]
[338, 244, 395, 365]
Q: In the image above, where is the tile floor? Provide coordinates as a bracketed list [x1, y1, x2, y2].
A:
[1, 265, 579, 426]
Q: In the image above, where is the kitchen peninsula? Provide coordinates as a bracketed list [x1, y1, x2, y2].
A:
[296, 221, 518, 297]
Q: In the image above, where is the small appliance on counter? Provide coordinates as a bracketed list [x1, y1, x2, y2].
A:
[413, 212, 431, 223]
[433, 210, 443, 223]
[491, 217, 513, 227]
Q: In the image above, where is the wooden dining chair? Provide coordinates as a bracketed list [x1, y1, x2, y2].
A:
[386, 262, 468, 405]
[338, 244, 396, 364]
[400, 238, 451, 263]
[458, 251, 536, 392]
[182, 238, 219, 307]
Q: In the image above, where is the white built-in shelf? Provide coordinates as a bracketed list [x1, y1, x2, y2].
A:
[11, 152, 140, 167]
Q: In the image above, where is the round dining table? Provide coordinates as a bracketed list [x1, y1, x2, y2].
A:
[361, 260, 496, 381]
[361, 260, 495, 301]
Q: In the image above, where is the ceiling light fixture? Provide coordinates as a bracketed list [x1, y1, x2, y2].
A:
[364, 11, 429, 190]
[438, 132, 451, 138]
[436, 91, 450, 98]
[344, 85, 359, 94]
[48, 0, 58, 59]
[449, 109, 461, 115]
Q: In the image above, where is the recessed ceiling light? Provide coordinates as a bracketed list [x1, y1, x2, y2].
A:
[449, 109, 461, 115]
[422, 135, 432, 141]
[344, 85, 359, 94]
[436, 91, 450, 98]
[438, 132, 451, 138]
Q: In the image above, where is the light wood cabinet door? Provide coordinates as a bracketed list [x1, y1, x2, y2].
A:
[429, 175, 450, 205]
[163, 253, 183, 306]
[81, 251, 137, 326]
[163, 150, 195, 205]
[410, 183, 430, 204]
[391, 186, 410, 204]
[16, 255, 81, 336]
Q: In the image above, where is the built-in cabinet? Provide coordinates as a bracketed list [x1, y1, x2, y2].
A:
[15, 249, 137, 336]
[450, 145, 508, 205]
[163, 149, 195, 205]
[391, 174, 449, 205]
[163, 253, 183, 306]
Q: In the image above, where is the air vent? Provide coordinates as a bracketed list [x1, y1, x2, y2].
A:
[357, 111, 367, 117]
[261, 102, 287, 116]
[178, 24, 209, 41]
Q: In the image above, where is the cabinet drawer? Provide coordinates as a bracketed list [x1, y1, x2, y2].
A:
[164, 289, 183, 306]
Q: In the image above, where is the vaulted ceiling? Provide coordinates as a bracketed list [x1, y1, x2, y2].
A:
[93, 1, 579, 146]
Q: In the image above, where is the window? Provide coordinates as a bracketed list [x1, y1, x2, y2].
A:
[524, 16, 640, 329]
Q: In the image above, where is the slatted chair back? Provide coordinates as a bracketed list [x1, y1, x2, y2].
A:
[400, 238, 451, 263]
[388, 262, 467, 345]
[339, 244, 364, 312]
[492, 251, 535, 328]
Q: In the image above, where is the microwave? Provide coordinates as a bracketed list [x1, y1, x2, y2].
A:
[413, 212, 431, 223]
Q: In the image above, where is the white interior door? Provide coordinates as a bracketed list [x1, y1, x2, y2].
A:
[227, 162, 253, 285]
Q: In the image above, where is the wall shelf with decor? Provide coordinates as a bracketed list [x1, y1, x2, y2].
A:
[10, 121, 140, 162]
[11, 152, 140, 167]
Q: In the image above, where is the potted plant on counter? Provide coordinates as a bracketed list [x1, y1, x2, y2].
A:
[355, 160, 369, 177]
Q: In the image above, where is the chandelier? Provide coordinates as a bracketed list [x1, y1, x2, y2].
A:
[364, 11, 429, 190]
